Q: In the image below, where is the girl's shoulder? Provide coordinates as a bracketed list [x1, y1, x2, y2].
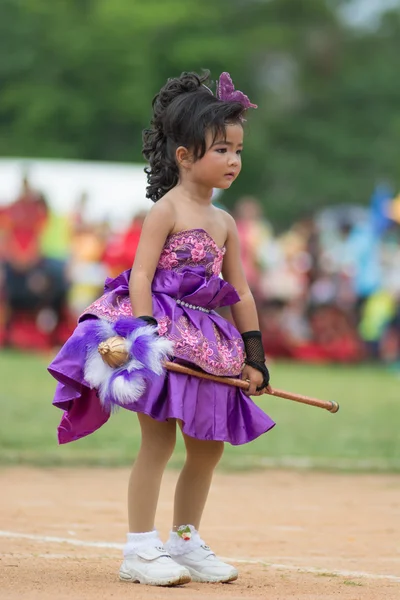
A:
[216, 208, 238, 237]
[146, 196, 176, 224]
[138, 197, 176, 247]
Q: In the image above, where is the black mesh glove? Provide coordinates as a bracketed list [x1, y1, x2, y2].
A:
[241, 330, 270, 390]
[137, 315, 159, 333]
[137, 315, 158, 326]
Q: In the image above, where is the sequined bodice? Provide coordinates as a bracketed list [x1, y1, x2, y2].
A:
[158, 229, 225, 277]
[79, 228, 244, 377]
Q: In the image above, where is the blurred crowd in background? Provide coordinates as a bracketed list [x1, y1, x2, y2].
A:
[1, 174, 400, 368]
[2, 1, 400, 367]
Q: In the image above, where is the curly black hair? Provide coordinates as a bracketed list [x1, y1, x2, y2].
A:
[142, 71, 246, 202]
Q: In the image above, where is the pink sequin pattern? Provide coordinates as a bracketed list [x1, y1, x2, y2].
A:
[159, 229, 225, 276]
[168, 316, 244, 376]
[157, 315, 171, 337]
[81, 293, 133, 322]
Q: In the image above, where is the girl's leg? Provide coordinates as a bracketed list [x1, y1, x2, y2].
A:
[166, 433, 237, 583]
[128, 413, 176, 532]
[173, 432, 224, 529]
[121, 413, 191, 586]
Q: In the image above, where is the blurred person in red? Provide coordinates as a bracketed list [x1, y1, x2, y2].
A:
[103, 210, 147, 278]
[3, 173, 47, 269]
[2, 175, 72, 349]
[1, 174, 50, 347]
[294, 303, 364, 363]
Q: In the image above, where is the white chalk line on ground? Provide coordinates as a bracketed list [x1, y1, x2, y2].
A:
[1, 530, 399, 583]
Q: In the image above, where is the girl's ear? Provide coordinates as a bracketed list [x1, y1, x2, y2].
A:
[176, 146, 193, 169]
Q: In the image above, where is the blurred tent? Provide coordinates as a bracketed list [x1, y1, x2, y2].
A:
[0, 158, 223, 227]
[0, 158, 152, 228]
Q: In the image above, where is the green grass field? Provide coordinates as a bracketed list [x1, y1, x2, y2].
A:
[1, 350, 399, 471]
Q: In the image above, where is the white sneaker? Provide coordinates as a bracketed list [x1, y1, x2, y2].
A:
[119, 545, 191, 586]
[171, 544, 238, 583]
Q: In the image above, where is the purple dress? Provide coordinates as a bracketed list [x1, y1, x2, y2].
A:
[49, 229, 275, 445]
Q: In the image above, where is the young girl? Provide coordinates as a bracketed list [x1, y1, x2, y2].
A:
[49, 71, 275, 587]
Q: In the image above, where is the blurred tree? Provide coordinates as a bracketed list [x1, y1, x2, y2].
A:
[0, 0, 399, 227]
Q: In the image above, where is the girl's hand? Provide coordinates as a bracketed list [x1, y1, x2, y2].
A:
[242, 364, 265, 396]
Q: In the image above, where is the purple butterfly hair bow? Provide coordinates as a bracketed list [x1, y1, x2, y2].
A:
[216, 72, 257, 109]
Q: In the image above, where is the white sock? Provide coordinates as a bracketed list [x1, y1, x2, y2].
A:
[165, 524, 205, 556]
[123, 529, 163, 557]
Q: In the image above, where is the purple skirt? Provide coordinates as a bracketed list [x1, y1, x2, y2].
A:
[49, 268, 275, 445]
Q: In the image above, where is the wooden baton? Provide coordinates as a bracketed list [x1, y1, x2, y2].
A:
[164, 361, 339, 413]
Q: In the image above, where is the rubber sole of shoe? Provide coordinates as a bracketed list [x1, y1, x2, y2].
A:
[185, 568, 238, 584]
[119, 570, 191, 587]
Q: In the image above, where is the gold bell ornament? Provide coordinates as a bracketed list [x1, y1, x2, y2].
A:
[98, 336, 130, 368]
[81, 318, 173, 409]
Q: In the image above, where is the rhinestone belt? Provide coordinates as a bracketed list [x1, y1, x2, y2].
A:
[176, 298, 211, 313]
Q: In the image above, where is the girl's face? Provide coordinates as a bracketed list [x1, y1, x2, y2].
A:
[187, 123, 243, 189]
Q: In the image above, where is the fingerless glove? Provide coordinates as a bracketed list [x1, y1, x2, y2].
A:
[241, 330, 270, 390]
[137, 315, 158, 329]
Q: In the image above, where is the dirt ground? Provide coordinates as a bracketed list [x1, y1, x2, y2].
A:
[1, 468, 400, 600]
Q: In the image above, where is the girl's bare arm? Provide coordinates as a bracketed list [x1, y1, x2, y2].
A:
[129, 200, 175, 317]
[221, 212, 268, 395]
[221, 212, 260, 333]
